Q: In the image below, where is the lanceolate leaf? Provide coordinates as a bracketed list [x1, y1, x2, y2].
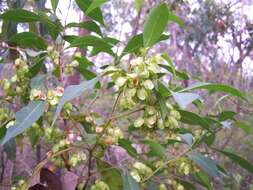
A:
[215, 149, 253, 173]
[122, 33, 169, 56]
[53, 78, 98, 124]
[168, 11, 185, 27]
[135, 0, 143, 12]
[218, 111, 236, 121]
[38, 11, 63, 40]
[234, 121, 252, 133]
[118, 139, 137, 158]
[122, 172, 140, 190]
[178, 82, 246, 100]
[75, 0, 104, 25]
[195, 171, 212, 190]
[10, 32, 47, 50]
[178, 110, 210, 130]
[142, 139, 165, 159]
[51, 0, 59, 11]
[176, 179, 196, 190]
[66, 21, 102, 36]
[98, 161, 123, 190]
[1, 101, 46, 145]
[69, 35, 112, 49]
[86, 0, 108, 15]
[188, 152, 220, 177]
[143, 3, 169, 47]
[0, 9, 40, 22]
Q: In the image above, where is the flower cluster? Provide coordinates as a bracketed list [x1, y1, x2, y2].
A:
[130, 162, 153, 182]
[47, 46, 59, 65]
[90, 180, 110, 190]
[106, 56, 162, 109]
[30, 86, 64, 106]
[64, 53, 81, 75]
[134, 102, 181, 129]
[0, 58, 29, 98]
[169, 157, 199, 176]
[167, 179, 185, 190]
[11, 179, 26, 190]
[97, 125, 124, 145]
[69, 152, 87, 167]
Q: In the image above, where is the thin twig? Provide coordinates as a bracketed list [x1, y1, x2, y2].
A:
[141, 148, 191, 183]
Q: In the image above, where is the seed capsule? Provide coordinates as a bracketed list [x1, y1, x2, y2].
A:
[134, 117, 144, 128]
[137, 88, 147, 100]
[143, 79, 154, 90]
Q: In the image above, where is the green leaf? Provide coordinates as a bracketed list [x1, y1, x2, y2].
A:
[161, 54, 176, 77]
[188, 152, 220, 177]
[51, 0, 59, 11]
[118, 139, 137, 158]
[142, 139, 165, 159]
[1, 101, 46, 145]
[122, 33, 169, 56]
[135, 0, 143, 12]
[0, 9, 40, 22]
[122, 172, 140, 190]
[218, 111, 236, 121]
[178, 110, 210, 130]
[53, 78, 98, 124]
[86, 0, 108, 15]
[143, 3, 169, 47]
[99, 164, 123, 190]
[84, 133, 97, 144]
[176, 179, 196, 190]
[0, 126, 6, 140]
[75, 0, 104, 25]
[172, 92, 201, 109]
[157, 81, 170, 98]
[9, 32, 47, 50]
[28, 55, 46, 78]
[195, 171, 212, 190]
[215, 149, 253, 173]
[234, 121, 252, 133]
[159, 64, 189, 80]
[168, 11, 185, 27]
[66, 21, 102, 36]
[78, 68, 96, 80]
[69, 35, 112, 49]
[63, 35, 79, 43]
[157, 93, 169, 120]
[38, 11, 62, 40]
[178, 82, 246, 100]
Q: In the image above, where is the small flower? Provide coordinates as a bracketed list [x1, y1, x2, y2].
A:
[55, 86, 64, 96]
